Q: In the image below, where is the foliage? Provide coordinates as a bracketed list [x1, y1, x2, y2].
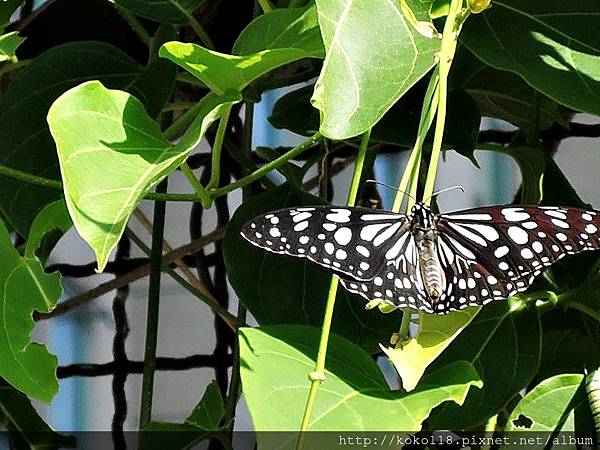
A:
[0, 0, 598, 447]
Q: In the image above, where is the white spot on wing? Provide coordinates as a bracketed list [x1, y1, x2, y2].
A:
[507, 226, 528, 244]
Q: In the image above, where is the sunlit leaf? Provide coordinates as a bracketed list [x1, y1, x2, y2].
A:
[312, 0, 440, 139]
[48, 81, 240, 271]
[0, 220, 61, 402]
[240, 325, 482, 442]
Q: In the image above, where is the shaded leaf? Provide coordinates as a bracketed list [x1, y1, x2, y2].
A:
[223, 183, 402, 353]
[0, 380, 75, 449]
[312, 0, 440, 139]
[427, 300, 541, 430]
[382, 308, 479, 391]
[240, 325, 482, 439]
[450, 47, 565, 134]
[0, 219, 61, 402]
[0, 0, 22, 30]
[461, 1, 600, 116]
[269, 81, 480, 154]
[141, 380, 224, 450]
[233, 3, 324, 57]
[538, 309, 600, 381]
[505, 374, 593, 434]
[0, 41, 162, 237]
[25, 200, 72, 266]
[114, 0, 207, 25]
[48, 81, 240, 271]
[160, 41, 316, 96]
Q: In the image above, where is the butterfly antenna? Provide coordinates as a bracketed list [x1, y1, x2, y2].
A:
[365, 179, 417, 202]
[424, 185, 465, 203]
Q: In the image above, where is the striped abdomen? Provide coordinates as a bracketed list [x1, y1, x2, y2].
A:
[417, 233, 446, 300]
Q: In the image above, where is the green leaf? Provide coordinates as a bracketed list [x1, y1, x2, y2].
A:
[141, 380, 224, 450]
[25, 200, 72, 265]
[312, 0, 440, 139]
[381, 308, 479, 391]
[0, 41, 160, 237]
[223, 183, 402, 353]
[427, 301, 541, 430]
[538, 309, 600, 381]
[240, 325, 482, 438]
[114, 0, 207, 25]
[269, 81, 480, 154]
[47, 81, 240, 271]
[461, 1, 600, 117]
[0, 381, 76, 449]
[450, 47, 565, 134]
[0, 219, 61, 403]
[444, 89, 481, 166]
[0, 31, 24, 63]
[0, 0, 22, 30]
[505, 374, 593, 433]
[233, 3, 324, 57]
[160, 41, 316, 96]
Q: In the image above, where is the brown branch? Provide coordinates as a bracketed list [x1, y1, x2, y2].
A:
[36, 228, 225, 321]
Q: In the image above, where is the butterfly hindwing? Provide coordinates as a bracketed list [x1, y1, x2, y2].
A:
[338, 232, 433, 312]
[241, 206, 410, 281]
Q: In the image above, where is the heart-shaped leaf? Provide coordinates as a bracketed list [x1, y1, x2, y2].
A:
[240, 325, 482, 442]
[0, 41, 170, 237]
[48, 81, 240, 271]
[312, 0, 440, 139]
[461, 0, 600, 116]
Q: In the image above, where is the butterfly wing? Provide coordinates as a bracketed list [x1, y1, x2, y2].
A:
[241, 206, 410, 281]
[434, 205, 600, 311]
[337, 230, 435, 312]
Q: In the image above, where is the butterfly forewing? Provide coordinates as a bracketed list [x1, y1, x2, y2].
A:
[240, 206, 410, 281]
[241, 201, 600, 315]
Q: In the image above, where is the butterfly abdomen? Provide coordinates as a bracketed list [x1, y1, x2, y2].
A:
[416, 231, 446, 300]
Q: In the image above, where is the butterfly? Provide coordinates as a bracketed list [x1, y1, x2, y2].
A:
[240, 203, 600, 314]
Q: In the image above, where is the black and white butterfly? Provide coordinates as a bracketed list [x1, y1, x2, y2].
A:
[240, 203, 600, 314]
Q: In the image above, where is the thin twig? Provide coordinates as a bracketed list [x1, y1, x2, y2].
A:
[36, 228, 225, 321]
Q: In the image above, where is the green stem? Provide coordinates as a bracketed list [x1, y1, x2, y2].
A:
[395, 308, 412, 347]
[181, 162, 212, 208]
[0, 131, 325, 203]
[162, 98, 209, 141]
[113, 5, 152, 46]
[139, 179, 168, 430]
[210, 132, 322, 198]
[182, 10, 215, 49]
[296, 130, 371, 450]
[207, 105, 232, 190]
[391, 72, 440, 213]
[257, 0, 274, 13]
[421, 0, 463, 205]
[162, 101, 197, 112]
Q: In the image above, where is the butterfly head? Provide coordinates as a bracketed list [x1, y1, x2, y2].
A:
[410, 202, 434, 231]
